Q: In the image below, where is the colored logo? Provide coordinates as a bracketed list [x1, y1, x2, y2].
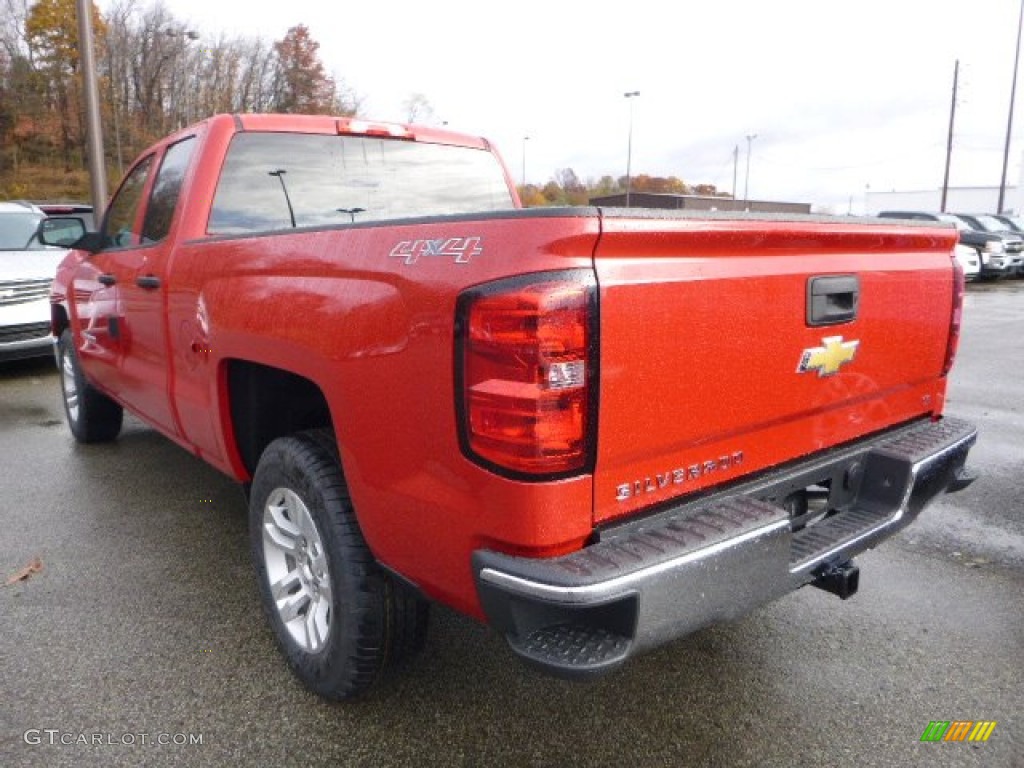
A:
[920, 721, 997, 743]
[797, 336, 859, 377]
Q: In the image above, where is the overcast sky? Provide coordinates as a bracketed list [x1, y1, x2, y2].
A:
[138, 0, 1023, 212]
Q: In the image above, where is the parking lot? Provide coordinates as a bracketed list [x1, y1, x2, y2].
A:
[1, 281, 1021, 768]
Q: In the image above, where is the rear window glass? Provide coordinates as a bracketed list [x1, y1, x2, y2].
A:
[208, 133, 514, 235]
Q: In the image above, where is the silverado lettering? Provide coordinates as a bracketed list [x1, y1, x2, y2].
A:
[616, 451, 746, 501]
[46, 113, 978, 701]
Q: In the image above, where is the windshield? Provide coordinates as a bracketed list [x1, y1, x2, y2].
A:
[0, 211, 46, 250]
[997, 215, 1024, 232]
[973, 214, 1009, 232]
[935, 214, 969, 231]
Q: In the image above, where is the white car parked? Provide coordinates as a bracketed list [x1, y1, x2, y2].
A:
[954, 243, 981, 281]
[0, 201, 79, 362]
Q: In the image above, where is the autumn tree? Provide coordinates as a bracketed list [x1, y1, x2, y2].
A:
[589, 175, 620, 196]
[271, 24, 336, 114]
[554, 168, 588, 205]
[2, 2, 366, 200]
[517, 184, 546, 207]
[625, 174, 689, 194]
[691, 183, 724, 196]
[541, 180, 564, 204]
[25, 0, 106, 170]
[525, 172, 724, 210]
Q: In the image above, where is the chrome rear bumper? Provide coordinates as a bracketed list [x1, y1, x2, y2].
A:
[473, 417, 977, 678]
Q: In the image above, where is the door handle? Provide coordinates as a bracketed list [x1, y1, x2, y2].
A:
[97, 273, 117, 286]
[807, 275, 859, 326]
[136, 274, 161, 290]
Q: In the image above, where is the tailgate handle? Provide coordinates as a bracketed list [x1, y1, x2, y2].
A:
[807, 275, 859, 326]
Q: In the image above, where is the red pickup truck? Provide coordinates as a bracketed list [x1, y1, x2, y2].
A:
[47, 113, 977, 699]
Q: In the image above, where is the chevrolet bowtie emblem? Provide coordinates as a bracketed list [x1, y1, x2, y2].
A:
[797, 336, 859, 377]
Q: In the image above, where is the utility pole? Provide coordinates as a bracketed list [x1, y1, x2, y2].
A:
[941, 60, 959, 213]
[743, 134, 757, 209]
[522, 136, 529, 187]
[732, 144, 739, 204]
[998, 0, 1024, 213]
[77, 0, 107, 219]
[624, 91, 640, 207]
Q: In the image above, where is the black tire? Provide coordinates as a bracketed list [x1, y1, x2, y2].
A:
[298, 428, 430, 667]
[249, 429, 429, 699]
[57, 329, 123, 443]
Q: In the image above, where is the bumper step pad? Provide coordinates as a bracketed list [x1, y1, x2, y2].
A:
[510, 623, 632, 675]
[790, 417, 977, 572]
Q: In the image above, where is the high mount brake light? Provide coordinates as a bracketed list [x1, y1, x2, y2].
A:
[336, 118, 414, 140]
[942, 256, 965, 377]
[456, 271, 597, 479]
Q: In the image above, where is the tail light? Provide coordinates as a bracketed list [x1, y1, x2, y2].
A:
[942, 256, 965, 376]
[456, 271, 597, 479]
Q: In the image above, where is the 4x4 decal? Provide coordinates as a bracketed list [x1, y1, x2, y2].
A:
[390, 237, 482, 265]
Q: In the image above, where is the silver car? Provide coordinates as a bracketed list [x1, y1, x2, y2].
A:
[0, 201, 73, 361]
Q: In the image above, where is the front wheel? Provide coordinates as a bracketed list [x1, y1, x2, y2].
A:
[57, 329, 123, 443]
[249, 429, 429, 699]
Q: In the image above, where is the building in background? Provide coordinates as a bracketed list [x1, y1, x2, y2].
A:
[588, 193, 811, 214]
[865, 155, 1024, 214]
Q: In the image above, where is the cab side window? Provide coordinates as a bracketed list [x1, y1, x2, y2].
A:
[142, 137, 197, 243]
[103, 155, 155, 248]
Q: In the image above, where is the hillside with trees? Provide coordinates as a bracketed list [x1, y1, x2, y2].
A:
[518, 169, 728, 206]
[0, 0, 356, 200]
[0, 0, 730, 205]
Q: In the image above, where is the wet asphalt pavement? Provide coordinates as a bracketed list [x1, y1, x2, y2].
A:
[1, 282, 1022, 768]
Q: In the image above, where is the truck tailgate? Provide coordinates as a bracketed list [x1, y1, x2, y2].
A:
[592, 212, 958, 524]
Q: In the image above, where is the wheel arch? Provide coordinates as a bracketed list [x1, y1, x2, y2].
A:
[223, 358, 336, 478]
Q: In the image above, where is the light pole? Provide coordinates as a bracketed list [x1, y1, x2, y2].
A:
[732, 144, 739, 204]
[998, 0, 1024, 213]
[941, 60, 959, 213]
[269, 170, 296, 228]
[522, 135, 529, 187]
[336, 207, 365, 223]
[624, 91, 640, 207]
[743, 133, 758, 210]
[77, 0, 107, 219]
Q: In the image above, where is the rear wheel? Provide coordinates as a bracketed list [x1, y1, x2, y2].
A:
[249, 429, 429, 699]
[57, 329, 123, 443]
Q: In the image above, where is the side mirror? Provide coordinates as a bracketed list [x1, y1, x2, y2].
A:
[38, 216, 86, 247]
[37, 216, 102, 253]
